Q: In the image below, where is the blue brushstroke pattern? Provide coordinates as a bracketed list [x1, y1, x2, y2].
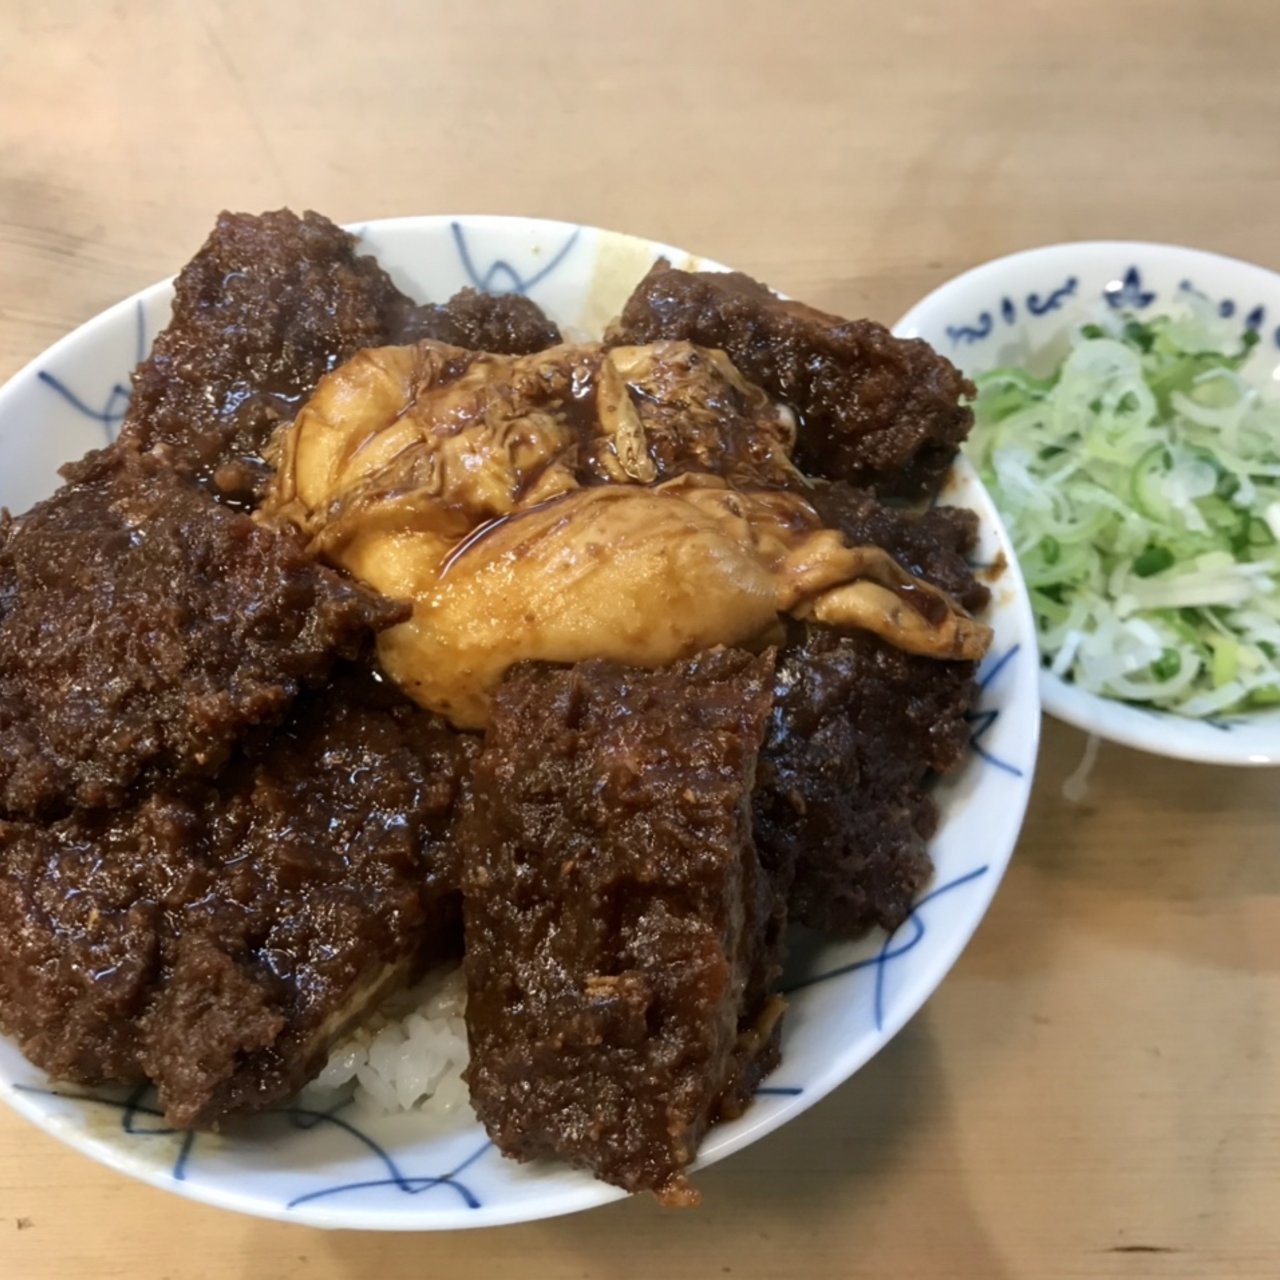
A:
[451, 222, 581, 296]
[1026, 276, 1078, 316]
[281, 1105, 490, 1210]
[1202, 716, 1241, 731]
[946, 312, 993, 345]
[964, 643, 1023, 777]
[12, 1082, 490, 1210]
[783, 864, 991, 1032]
[1104, 265, 1155, 310]
[36, 299, 145, 443]
[13, 1082, 195, 1180]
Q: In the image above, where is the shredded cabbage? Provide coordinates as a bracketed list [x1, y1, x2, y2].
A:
[969, 299, 1280, 717]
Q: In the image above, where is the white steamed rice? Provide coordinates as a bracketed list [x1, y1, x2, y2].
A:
[299, 963, 472, 1118]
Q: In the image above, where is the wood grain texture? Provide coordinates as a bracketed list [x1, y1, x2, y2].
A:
[1, 1, 1278, 1275]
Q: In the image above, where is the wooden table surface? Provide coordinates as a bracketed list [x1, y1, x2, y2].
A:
[2, 1, 1278, 1275]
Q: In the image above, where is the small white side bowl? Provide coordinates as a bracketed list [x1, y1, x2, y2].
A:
[897, 242, 1280, 766]
[0, 216, 1040, 1227]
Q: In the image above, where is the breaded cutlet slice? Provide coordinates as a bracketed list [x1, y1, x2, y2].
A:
[754, 623, 976, 938]
[0, 665, 476, 1128]
[0, 446, 403, 818]
[461, 649, 781, 1204]
[609, 259, 974, 499]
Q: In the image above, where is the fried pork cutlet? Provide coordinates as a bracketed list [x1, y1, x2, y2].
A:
[397, 285, 563, 355]
[0, 665, 476, 1128]
[117, 209, 414, 504]
[807, 478, 991, 614]
[609, 259, 974, 498]
[461, 650, 781, 1204]
[751, 485, 987, 936]
[0, 446, 403, 819]
[755, 624, 976, 937]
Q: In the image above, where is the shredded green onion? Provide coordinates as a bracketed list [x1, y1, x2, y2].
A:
[969, 298, 1280, 717]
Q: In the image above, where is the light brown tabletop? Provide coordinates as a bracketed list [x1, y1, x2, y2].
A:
[2, 1, 1278, 1276]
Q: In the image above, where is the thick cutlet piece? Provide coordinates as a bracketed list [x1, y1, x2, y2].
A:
[808, 479, 991, 614]
[0, 666, 476, 1127]
[461, 650, 780, 1204]
[118, 209, 413, 504]
[0, 803, 159, 1083]
[140, 670, 477, 1127]
[752, 484, 984, 936]
[398, 287, 563, 354]
[755, 625, 976, 937]
[610, 260, 974, 498]
[0, 447, 403, 818]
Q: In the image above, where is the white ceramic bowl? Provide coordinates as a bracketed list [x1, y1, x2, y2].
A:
[0, 216, 1040, 1228]
[898, 242, 1280, 767]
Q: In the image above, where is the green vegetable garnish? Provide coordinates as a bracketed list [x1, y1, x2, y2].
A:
[1133, 546, 1175, 577]
[970, 297, 1280, 718]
